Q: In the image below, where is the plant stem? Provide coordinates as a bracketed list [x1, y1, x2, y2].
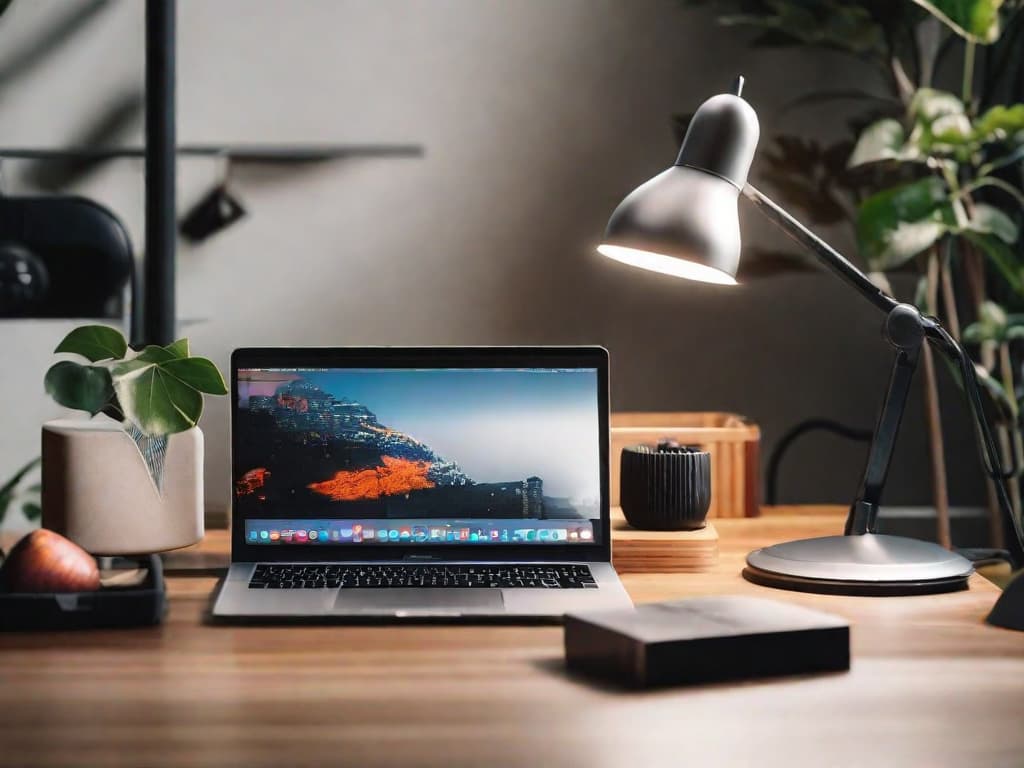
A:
[924, 249, 952, 548]
[959, 234, 1018, 542]
[939, 244, 961, 339]
[962, 40, 976, 106]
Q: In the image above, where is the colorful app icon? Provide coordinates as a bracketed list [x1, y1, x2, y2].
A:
[526, 530, 537, 541]
[490, 530, 500, 540]
[309, 529, 319, 541]
[459, 528, 470, 541]
[339, 528, 353, 541]
[269, 530, 281, 542]
[538, 529, 550, 542]
[500, 529, 510, 542]
[446, 531, 456, 542]
[580, 528, 593, 541]
[249, 529, 258, 541]
[295, 529, 309, 542]
[281, 530, 293, 542]
[319, 529, 329, 541]
[331, 529, 340, 541]
[429, 527, 442, 540]
[363, 528, 376, 540]
[568, 530, 579, 541]
[352, 531, 362, 543]
[259, 530, 269, 540]
[551, 529, 566, 541]
[413, 526, 428, 542]
[352, 524, 363, 536]
[388, 529, 400, 542]
[469, 533, 478, 542]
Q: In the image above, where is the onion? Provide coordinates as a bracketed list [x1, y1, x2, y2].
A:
[1, 529, 100, 593]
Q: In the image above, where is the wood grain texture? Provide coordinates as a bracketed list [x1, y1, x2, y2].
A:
[1, 507, 1022, 768]
[610, 507, 718, 573]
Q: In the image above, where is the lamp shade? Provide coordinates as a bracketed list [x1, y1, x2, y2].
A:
[599, 85, 760, 285]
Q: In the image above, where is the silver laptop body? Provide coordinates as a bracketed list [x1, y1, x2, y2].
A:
[213, 346, 632, 620]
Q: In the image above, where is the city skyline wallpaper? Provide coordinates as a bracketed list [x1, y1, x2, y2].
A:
[235, 368, 601, 521]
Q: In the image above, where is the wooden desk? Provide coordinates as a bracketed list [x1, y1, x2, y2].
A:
[2, 508, 1022, 767]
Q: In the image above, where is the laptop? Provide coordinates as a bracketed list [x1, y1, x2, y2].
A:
[212, 346, 633, 620]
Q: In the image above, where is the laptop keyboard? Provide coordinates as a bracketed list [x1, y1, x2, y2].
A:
[248, 563, 597, 589]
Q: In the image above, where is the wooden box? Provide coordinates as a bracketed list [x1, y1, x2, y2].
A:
[611, 412, 760, 519]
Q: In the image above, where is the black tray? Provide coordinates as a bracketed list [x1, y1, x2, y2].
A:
[0, 553, 167, 631]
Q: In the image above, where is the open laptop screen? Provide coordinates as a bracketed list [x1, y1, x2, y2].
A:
[234, 365, 602, 547]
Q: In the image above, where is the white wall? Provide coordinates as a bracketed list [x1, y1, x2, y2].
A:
[0, 0, 982, 527]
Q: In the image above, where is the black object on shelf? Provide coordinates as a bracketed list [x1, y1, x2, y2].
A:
[179, 184, 247, 243]
[0, 553, 167, 631]
[620, 441, 711, 531]
[0, 195, 133, 319]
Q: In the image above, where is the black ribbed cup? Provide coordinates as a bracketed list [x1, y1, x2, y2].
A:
[620, 443, 711, 531]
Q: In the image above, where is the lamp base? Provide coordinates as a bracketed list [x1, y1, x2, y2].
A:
[744, 533, 973, 596]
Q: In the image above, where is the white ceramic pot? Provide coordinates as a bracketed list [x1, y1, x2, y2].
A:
[41, 418, 204, 555]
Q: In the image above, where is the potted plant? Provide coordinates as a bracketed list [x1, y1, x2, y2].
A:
[41, 325, 226, 555]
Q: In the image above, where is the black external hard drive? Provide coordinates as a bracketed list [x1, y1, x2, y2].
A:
[564, 595, 850, 688]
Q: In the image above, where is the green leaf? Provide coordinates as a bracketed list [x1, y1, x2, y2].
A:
[910, 88, 965, 122]
[44, 361, 115, 415]
[974, 104, 1024, 140]
[134, 345, 179, 364]
[931, 113, 974, 144]
[910, 0, 1004, 43]
[848, 119, 908, 167]
[0, 457, 40, 502]
[961, 230, 1024, 294]
[962, 203, 1019, 243]
[161, 357, 228, 395]
[913, 275, 930, 312]
[0, 457, 40, 527]
[163, 338, 190, 359]
[856, 178, 954, 270]
[112, 362, 204, 435]
[54, 325, 128, 362]
[21, 502, 42, 522]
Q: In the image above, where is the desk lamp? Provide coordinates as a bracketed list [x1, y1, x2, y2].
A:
[599, 76, 1024, 596]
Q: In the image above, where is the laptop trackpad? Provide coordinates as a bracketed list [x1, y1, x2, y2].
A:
[333, 589, 504, 616]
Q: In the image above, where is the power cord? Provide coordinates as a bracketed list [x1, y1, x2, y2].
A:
[929, 324, 1024, 568]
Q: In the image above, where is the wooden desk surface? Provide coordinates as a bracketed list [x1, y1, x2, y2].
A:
[2, 508, 1022, 767]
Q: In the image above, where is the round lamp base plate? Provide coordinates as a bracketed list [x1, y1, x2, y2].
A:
[744, 533, 973, 597]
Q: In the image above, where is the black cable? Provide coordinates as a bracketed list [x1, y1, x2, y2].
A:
[929, 324, 1024, 567]
[765, 419, 873, 505]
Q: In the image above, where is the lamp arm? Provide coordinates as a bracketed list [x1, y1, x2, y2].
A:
[742, 184, 899, 316]
[740, 183, 1024, 564]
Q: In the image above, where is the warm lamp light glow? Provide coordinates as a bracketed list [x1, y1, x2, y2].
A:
[597, 244, 738, 286]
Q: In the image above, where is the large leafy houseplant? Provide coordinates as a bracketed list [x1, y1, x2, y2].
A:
[683, 0, 1024, 545]
[44, 324, 227, 488]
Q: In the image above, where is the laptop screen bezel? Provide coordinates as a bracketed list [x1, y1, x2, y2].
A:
[230, 346, 611, 563]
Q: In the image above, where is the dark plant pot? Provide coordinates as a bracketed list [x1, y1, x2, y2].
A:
[620, 443, 711, 531]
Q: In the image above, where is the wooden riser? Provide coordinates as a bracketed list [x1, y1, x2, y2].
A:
[610, 507, 719, 573]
